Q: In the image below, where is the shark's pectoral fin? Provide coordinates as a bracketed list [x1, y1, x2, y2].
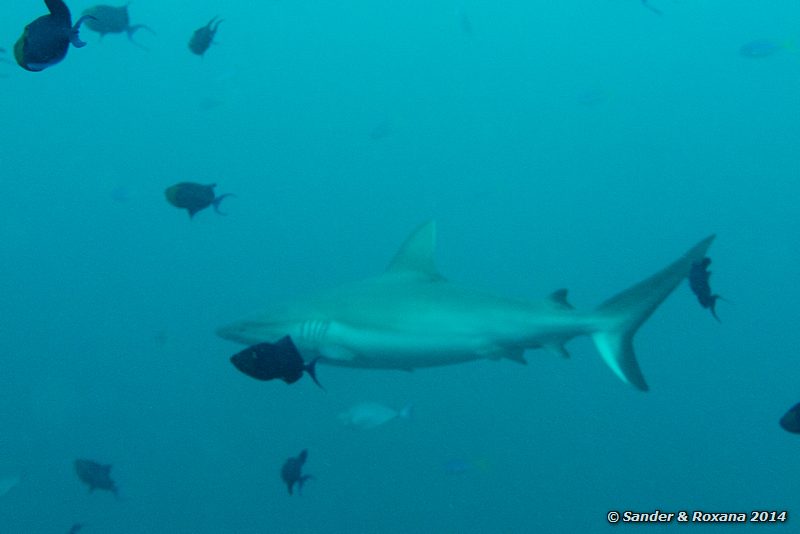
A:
[480, 346, 527, 365]
[319, 345, 357, 362]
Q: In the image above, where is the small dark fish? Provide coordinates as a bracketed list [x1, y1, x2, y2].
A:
[74, 459, 118, 495]
[230, 336, 323, 389]
[780, 403, 800, 434]
[281, 449, 313, 495]
[67, 523, 84, 534]
[739, 39, 784, 59]
[82, 4, 155, 49]
[14, 0, 94, 72]
[189, 16, 222, 57]
[641, 0, 662, 15]
[688, 257, 721, 321]
[164, 182, 233, 218]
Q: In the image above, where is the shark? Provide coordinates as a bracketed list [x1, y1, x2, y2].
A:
[217, 222, 715, 391]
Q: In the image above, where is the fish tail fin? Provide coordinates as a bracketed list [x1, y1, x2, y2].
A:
[212, 193, 234, 215]
[130, 24, 157, 36]
[304, 358, 325, 391]
[398, 403, 414, 419]
[70, 15, 95, 48]
[127, 24, 156, 50]
[591, 235, 715, 391]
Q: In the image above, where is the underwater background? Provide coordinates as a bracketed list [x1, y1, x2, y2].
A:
[1, 0, 799, 531]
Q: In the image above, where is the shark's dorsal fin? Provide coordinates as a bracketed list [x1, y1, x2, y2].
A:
[385, 221, 443, 280]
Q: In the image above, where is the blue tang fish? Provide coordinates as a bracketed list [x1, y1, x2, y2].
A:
[15, 0, 94, 72]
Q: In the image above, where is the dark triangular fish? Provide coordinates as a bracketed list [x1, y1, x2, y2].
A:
[82, 4, 155, 50]
[230, 336, 324, 389]
[688, 257, 722, 321]
[14, 0, 95, 72]
[164, 182, 233, 218]
[281, 449, 313, 495]
[74, 459, 118, 496]
[67, 523, 84, 534]
[780, 403, 800, 434]
[189, 16, 222, 57]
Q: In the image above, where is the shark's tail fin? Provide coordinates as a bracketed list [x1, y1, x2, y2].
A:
[591, 235, 715, 391]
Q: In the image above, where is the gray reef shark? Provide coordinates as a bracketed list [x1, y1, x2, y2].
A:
[217, 222, 714, 391]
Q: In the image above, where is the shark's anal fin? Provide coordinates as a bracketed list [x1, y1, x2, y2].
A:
[385, 221, 444, 281]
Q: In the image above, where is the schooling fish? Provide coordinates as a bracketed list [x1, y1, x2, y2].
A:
[281, 449, 313, 495]
[15, 0, 94, 72]
[189, 16, 222, 57]
[74, 459, 118, 495]
[338, 402, 413, 429]
[780, 403, 800, 434]
[164, 182, 233, 218]
[230, 336, 324, 389]
[82, 4, 155, 49]
[688, 257, 722, 321]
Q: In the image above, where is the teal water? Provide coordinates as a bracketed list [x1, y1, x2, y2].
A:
[0, 0, 798, 532]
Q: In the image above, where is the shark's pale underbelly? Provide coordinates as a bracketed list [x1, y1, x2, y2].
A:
[296, 319, 528, 369]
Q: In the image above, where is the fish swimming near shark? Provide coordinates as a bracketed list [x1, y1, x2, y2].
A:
[688, 257, 722, 321]
[82, 4, 155, 49]
[230, 335, 324, 389]
[189, 16, 222, 57]
[338, 402, 413, 429]
[779, 403, 800, 434]
[14, 0, 94, 72]
[281, 449, 312, 495]
[74, 459, 118, 495]
[217, 222, 715, 391]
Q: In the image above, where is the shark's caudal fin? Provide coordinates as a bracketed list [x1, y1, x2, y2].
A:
[591, 235, 716, 391]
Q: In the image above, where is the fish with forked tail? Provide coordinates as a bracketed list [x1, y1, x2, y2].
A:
[15, 0, 95, 72]
[74, 459, 118, 496]
[189, 16, 222, 57]
[230, 336, 324, 389]
[82, 4, 155, 49]
[689, 257, 723, 321]
[164, 182, 233, 218]
[281, 450, 313, 495]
